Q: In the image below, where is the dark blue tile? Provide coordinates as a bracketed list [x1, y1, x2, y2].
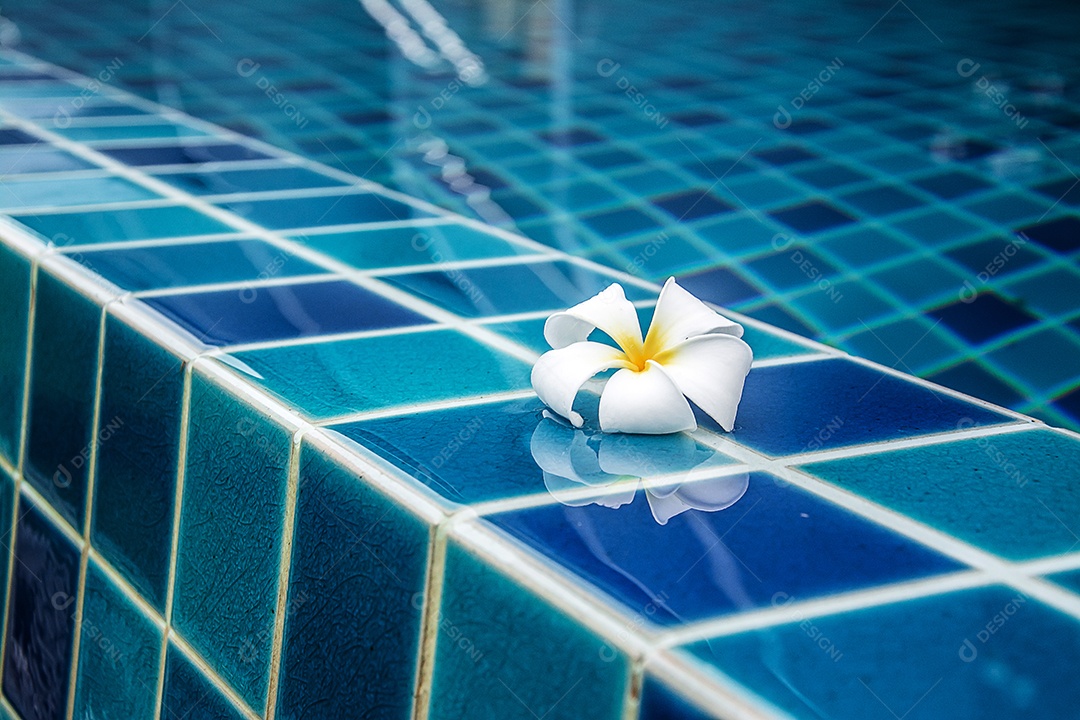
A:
[791, 161, 871, 190]
[216, 192, 432, 230]
[745, 303, 817, 337]
[3, 499, 80, 720]
[276, 441, 430, 720]
[652, 189, 734, 221]
[382, 260, 652, 318]
[0, 242, 32, 466]
[489, 471, 960, 627]
[944, 237, 1042, 280]
[100, 142, 271, 167]
[24, 270, 103, 531]
[753, 145, 818, 166]
[639, 676, 714, 720]
[172, 367, 295, 708]
[670, 110, 726, 126]
[92, 314, 185, 610]
[676, 265, 762, 306]
[0, 471, 13, 643]
[161, 644, 245, 720]
[153, 166, 347, 196]
[720, 358, 1013, 456]
[685, 586, 1080, 719]
[769, 201, 855, 234]
[1017, 216, 1080, 254]
[0, 128, 37, 145]
[142, 279, 430, 346]
[77, 239, 328, 292]
[928, 293, 1038, 345]
[333, 398, 733, 506]
[72, 559, 162, 720]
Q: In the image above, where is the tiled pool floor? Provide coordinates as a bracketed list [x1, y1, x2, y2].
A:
[0, 0, 1077, 429]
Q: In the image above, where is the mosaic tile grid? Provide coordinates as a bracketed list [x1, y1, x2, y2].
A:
[0, 0, 1077, 430]
[0, 48, 1078, 720]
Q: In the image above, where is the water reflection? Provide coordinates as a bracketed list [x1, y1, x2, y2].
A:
[529, 412, 748, 524]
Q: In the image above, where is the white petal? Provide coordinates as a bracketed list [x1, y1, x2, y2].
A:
[598, 361, 696, 434]
[531, 342, 632, 427]
[643, 277, 743, 356]
[544, 283, 644, 355]
[644, 472, 750, 525]
[656, 334, 753, 432]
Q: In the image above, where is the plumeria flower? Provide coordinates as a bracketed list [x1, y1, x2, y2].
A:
[531, 277, 753, 434]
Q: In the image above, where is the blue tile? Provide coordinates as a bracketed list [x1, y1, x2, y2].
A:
[292, 223, 535, 270]
[913, 169, 994, 200]
[639, 675, 715, 720]
[928, 293, 1038, 345]
[0, 175, 158, 210]
[429, 538, 629, 720]
[230, 329, 532, 420]
[153, 165, 348, 196]
[334, 398, 733, 506]
[651, 189, 734, 221]
[72, 559, 162, 720]
[92, 313, 185, 609]
[0, 470, 13, 633]
[101, 142, 271, 167]
[0, 128, 37, 144]
[76, 239, 328, 292]
[142, 279, 430, 346]
[1048, 568, 1080, 595]
[216, 192, 432, 230]
[1017, 215, 1080, 254]
[161, 644, 245, 720]
[684, 586, 1080, 719]
[678, 265, 763, 306]
[24, 270, 103, 531]
[0, 146, 95, 174]
[581, 207, 662, 238]
[769, 200, 855, 234]
[382, 260, 652, 318]
[0, 242, 31, 466]
[720, 358, 1012, 456]
[11, 205, 236, 245]
[276, 441, 430, 720]
[3, 498, 80, 720]
[746, 246, 841, 291]
[172, 367, 294, 708]
[840, 184, 925, 216]
[489, 471, 959, 626]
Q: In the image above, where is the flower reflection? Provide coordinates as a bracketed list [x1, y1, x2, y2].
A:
[530, 412, 749, 525]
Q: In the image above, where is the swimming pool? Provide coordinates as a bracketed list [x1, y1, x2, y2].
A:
[1, 0, 1077, 430]
[0, 2, 1079, 720]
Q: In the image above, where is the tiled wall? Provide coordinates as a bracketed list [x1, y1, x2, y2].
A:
[1, 49, 1080, 720]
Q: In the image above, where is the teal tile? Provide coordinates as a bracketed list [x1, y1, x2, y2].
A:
[57, 122, 208, 141]
[73, 559, 163, 720]
[843, 317, 960, 374]
[292, 222, 536, 270]
[0, 469, 13, 636]
[0, 175, 158, 210]
[800, 429, 1080, 560]
[10, 205, 236, 246]
[276, 439, 430, 720]
[868, 257, 967, 305]
[1003, 267, 1080, 317]
[1047, 568, 1080, 595]
[24, 268, 104, 532]
[172, 366, 294, 709]
[787, 280, 894, 334]
[684, 586, 1080, 719]
[429, 537, 629, 720]
[161, 644, 245, 720]
[231, 329, 531, 420]
[615, 232, 713, 279]
[0, 241, 32, 465]
[818, 227, 911, 269]
[985, 329, 1080, 391]
[92, 311, 186, 610]
[695, 214, 786, 255]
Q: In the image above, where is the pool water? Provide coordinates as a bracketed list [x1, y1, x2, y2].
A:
[0, 0, 1077, 429]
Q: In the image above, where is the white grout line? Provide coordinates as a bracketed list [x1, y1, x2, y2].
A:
[1017, 553, 1080, 577]
[130, 272, 341, 298]
[658, 570, 991, 647]
[62, 232, 253, 253]
[215, 321, 450, 355]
